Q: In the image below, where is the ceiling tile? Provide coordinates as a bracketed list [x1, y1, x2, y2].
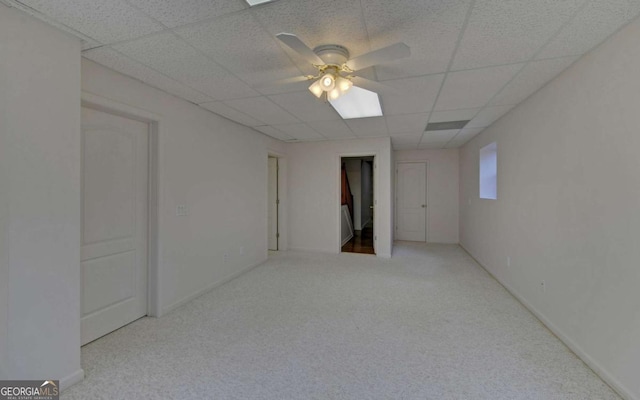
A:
[466, 105, 514, 128]
[272, 123, 324, 141]
[306, 120, 356, 139]
[446, 127, 484, 147]
[223, 96, 299, 125]
[345, 117, 389, 137]
[393, 144, 421, 150]
[429, 108, 481, 123]
[113, 32, 259, 100]
[83, 47, 214, 104]
[268, 91, 341, 122]
[391, 134, 422, 147]
[435, 64, 522, 111]
[127, 0, 246, 28]
[362, 0, 472, 80]
[386, 113, 429, 135]
[381, 74, 445, 115]
[537, 0, 640, 59]
[19, 0, 164, 44]
[420, 129, 459, 146]
[252, 0, 370, 73]
[254, 125, 293, 141]
[452, 0, 585, 70]
[457, 127, 485, 141]
[174, 12, 302, 88]
[199, 101, 264, 126]
[491, 56, 579, 106]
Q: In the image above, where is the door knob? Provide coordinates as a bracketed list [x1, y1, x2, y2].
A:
[370, 206, 374, 209]
[421, 204, 426, 208]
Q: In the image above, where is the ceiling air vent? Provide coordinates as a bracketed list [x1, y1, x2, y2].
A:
[425, 120, 470, 131]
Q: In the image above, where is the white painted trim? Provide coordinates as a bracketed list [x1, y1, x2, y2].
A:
[341, 205, 355, 246]
[459, 244, 635, 400]
[80, 91, 163, 319]
[287, 247, 336, 254]
[267, 150, 287, 251]
[337, 152, 379, 256]
[60, 369, 84, 391]
[161, 259, 265, 315]
[395, 160, 429, 243]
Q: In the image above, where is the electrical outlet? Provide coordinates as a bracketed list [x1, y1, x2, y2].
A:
[507, 256, 511, 268]
[176, 205, 188, 216]
[540, 280, 546, 293]
[223, 253, 229, 263]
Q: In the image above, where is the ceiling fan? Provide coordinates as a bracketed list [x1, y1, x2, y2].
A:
[259, 33, 411, 101]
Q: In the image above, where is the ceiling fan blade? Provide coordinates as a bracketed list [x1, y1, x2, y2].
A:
[276, 33, 325, 66]
[254, 75, 312, 89]
[346, 42, 410, 71]
[351, 77, 399, 95]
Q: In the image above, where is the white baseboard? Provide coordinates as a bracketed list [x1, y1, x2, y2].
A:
[341, 233, 354, 247]
[459, 244, 636, 400]
[289, 246, 390, 259]
[162, 260, 265, 315]
[60, 368, 84, 391]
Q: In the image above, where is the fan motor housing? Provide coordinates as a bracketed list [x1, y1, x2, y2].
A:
[313, 44, 350, 66]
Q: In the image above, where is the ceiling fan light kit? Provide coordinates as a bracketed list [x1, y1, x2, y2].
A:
[263, 33, 411, 118]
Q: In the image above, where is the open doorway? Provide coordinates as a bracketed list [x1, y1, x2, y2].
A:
[268, 156, 279, 251]
[340, 156, 375, 255]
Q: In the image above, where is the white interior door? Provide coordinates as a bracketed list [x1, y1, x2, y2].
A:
[81, 107, 148, 345]
[268, 157, 278, 250]
[396, 162, 427, 242]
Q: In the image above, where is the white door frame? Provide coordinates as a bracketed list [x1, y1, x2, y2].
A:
[336, 152, 378, 254]
[395, 160, 428, 242]
[81, 92, 162, 320]
[267, 149, 287, 251]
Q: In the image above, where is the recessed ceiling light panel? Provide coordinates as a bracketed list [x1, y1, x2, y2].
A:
[329, 86, 383, 119]
[245, 0, 277, 6]
[426, 120, 470, 131]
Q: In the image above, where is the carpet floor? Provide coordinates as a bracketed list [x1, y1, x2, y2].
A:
[62, 243, 620, 399]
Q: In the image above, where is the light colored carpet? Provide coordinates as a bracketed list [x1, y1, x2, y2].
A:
[62, 243, 620, 399]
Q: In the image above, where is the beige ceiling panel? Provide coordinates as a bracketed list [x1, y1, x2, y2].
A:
[114, 32, 259, 100]
[452, 0, 585, 70]
[127, 0, 246, 28]
[223, 96, 299, 125]
[537, 0, 640, 59]
[435, 64, 522, 111]
[20, 0, 163, 44]
[492, 56, 578, 106]
[268, 91, 341, 122]
[382, 74, 445, 116]
[83, 47, 214, 104]
[362, 0, 472, 80]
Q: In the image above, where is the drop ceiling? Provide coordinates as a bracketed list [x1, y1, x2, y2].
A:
[8, 0, 640, 149]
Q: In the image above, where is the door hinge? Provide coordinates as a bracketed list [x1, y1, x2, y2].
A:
[276, 233, 280, 238]
[276, 199, 280, 204]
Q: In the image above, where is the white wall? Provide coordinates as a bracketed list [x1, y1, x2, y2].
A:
[395, 149, 459, 244]
[0, 6, 83, 387]
[344, 160, 362, 229]
[459, 16, 640, 400]
[81, 60, 287, 314]
[287, 138, 393, 257]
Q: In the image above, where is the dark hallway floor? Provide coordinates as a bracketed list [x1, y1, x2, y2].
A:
[342, 224, 375, 254]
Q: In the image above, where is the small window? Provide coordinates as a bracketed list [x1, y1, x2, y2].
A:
[479, 142, 497, 199]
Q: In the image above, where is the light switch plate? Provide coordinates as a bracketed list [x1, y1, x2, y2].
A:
[176, 205, 188, 216]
